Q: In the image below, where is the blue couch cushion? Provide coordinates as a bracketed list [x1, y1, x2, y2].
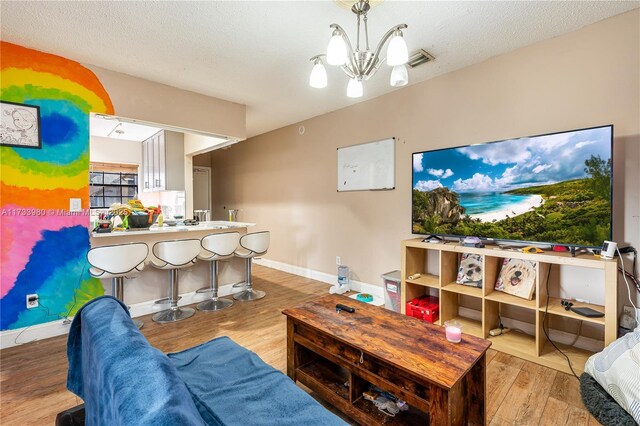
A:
[168, 336, 347, 426]
[66, 296, 206, 426]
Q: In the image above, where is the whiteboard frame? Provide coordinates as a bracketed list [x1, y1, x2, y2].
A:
[337, 137, 396, 192]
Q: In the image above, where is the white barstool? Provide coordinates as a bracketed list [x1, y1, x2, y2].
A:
[233, 231, 270, 301]
[87, 243, 148, 329]
[151, 239, 201, 323]
[196, 231, 240, 311]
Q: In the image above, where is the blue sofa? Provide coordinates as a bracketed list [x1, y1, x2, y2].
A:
[65, 296, 346, 426]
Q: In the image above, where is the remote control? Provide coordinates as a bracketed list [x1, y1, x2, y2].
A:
[336, 304, 355, 313]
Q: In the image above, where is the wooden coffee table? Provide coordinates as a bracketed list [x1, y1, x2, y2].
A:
[283, 294, 491, 425]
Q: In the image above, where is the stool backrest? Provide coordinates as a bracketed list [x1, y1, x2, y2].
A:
[239, 231, 270, 255]
[87, 243, 148, 275]
[201, 232, 240, 257]
[153, 239, 201, 267]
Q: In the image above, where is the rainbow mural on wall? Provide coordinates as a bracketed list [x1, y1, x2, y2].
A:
[1, 42, 114, 331]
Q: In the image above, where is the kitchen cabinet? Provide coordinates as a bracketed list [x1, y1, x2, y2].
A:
[141, 130, 184, 192]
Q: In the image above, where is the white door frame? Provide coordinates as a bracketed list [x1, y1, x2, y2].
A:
[192, 165, 212, 215]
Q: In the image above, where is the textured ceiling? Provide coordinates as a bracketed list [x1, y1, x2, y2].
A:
[1, 1, 638, 137]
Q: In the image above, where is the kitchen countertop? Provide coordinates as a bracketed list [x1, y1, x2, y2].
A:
[91, 220, 255, 238]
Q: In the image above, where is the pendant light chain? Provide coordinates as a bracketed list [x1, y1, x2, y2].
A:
[364, 14, 369, 51]
[356, 13, 361, 52]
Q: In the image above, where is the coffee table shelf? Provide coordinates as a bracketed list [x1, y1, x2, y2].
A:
[297, 359, 349, 402]
[352, 396, 429, 426]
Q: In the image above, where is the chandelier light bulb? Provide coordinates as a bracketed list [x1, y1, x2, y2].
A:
[327, 30, 349, 66]
[386, 30, 408, 66]
[390, 64, 408, 87]
[309, 60, 328, 88]
[347, 78, 363, 98]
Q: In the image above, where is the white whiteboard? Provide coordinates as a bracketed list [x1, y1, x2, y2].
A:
[337, 138, 395, 192]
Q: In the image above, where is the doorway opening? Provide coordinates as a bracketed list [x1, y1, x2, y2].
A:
[193, 166, 211, 221]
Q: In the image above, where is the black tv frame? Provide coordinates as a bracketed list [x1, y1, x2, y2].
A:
[411, 124, 614, 250]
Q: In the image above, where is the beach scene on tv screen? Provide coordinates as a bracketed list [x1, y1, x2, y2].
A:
[412, 126, 612, 247]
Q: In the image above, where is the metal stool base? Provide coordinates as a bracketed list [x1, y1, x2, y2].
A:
[133, 319, 144, 329]
[154, 296, 182, 305]
[197, 298, 233, 311]
[152, 307, 195, 323]
[233, 288, 266, 301]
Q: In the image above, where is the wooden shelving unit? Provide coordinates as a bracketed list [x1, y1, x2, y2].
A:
[401, 238, 618, 374]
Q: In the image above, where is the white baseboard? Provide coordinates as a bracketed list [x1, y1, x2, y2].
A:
[254, 258, 384, 299]
[0, 283, 237, 350]
[127, 283, 237, 318]
[1, 318, 73, 349]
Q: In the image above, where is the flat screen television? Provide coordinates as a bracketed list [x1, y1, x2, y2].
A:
[412, 125, 613, 248]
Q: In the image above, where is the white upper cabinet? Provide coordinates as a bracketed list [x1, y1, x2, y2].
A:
[141, 130, 184, 192]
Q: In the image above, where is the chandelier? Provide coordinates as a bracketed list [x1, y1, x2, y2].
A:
[309, 0, 409, 98]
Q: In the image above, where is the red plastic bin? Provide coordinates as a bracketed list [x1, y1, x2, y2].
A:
[405, 295, 439, 323]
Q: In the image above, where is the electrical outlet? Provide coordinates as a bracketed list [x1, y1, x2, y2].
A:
[26, 294, 39, 309]
[69, 198, 81, 212]
[336, 256, 341, 266]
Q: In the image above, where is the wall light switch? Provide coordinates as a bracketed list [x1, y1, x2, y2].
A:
[70, 198, 82, 212]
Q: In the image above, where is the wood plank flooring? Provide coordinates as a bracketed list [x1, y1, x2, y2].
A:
[0, 265, 600, 425]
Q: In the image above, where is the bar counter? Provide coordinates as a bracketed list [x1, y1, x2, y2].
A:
[90, 221, 256, 310]
[91, 220, 255, 238]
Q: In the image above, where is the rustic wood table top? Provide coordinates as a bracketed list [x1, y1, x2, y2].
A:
[283, 294, 491, 389]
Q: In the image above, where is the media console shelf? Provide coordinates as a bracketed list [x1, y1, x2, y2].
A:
[401, 238, 618, 374]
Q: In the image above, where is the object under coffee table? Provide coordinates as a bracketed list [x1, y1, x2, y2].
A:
[283, 294, 491, 425]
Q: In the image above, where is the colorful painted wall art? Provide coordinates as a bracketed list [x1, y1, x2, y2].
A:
[1, 42, 114, 331]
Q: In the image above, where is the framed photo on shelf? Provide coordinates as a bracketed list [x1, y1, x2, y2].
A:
[0, 101, 42, 149]
[495, 258, 537, 300]
[456, 253, 483, 288]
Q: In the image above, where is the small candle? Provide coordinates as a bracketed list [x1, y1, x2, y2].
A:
[444, 320, 463, 343]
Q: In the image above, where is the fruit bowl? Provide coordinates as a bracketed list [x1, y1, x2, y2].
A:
[127, 214, 159, 229]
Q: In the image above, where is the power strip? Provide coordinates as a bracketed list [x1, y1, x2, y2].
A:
[489, 327, 511, 337]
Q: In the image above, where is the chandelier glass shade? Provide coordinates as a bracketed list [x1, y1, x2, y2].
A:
[309, 58, 328, 88]
[309, 0, 409, 98]
[390, 64, 408, 87]
[327, 30, 349, 66]
[347, 78, 363, 98]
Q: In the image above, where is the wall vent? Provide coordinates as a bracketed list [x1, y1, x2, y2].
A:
[407, 49, 435, 69]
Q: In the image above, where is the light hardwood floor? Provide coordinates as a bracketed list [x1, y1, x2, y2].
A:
[0, 265, 600, 425]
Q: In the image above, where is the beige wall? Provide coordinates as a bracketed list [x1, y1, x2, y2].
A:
[193, 152, 212, 168]
[88, 65, 246, 140]
[89, 135, 142, 166]
[211, 10, 640, 310]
